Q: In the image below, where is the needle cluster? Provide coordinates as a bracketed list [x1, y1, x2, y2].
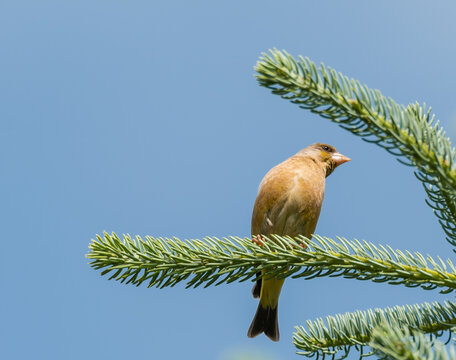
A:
[294, 301, 456, 358]
[369, 322, 456, 360]
[88, 233, 456, 293]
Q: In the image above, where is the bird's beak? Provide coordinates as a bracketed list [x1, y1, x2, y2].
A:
[332, 152, 351, 167]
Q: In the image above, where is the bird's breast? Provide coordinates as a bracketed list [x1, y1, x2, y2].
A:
[284, 171, 325, 235]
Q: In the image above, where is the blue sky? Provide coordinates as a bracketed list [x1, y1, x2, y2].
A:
[2, 1, 456, 359]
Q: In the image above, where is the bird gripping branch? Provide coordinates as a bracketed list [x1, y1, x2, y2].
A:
[247, 143, 350, 341]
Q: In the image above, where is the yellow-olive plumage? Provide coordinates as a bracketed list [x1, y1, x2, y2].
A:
[247, 143, 350, 341]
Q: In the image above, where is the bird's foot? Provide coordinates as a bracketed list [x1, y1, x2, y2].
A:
[252, 235, 265, 247]
[293, 238, 308, 249]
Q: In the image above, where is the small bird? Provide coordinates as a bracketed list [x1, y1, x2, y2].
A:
[247, 143, 351, 341]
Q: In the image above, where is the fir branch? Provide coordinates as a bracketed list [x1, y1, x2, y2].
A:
[87, 232, 456, 293]
[369, 322, 456, 360]
[255, 49, 456, 248]
[293, 301, 456, 358]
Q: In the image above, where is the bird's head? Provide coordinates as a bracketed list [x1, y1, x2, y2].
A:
[299, 143, 351, 177]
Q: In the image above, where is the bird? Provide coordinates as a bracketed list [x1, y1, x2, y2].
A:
[247, 143, 351, 341]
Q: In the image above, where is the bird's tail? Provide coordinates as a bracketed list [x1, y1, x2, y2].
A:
[247, 303, 279, 341]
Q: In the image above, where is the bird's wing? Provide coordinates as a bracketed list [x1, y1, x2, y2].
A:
[252, 159, 299, 237]
[252, 157, 323, 238]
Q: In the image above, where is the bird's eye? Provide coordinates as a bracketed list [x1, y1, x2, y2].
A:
[322, 145, 331, 152]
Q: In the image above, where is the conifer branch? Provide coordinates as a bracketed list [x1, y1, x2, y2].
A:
[255, 49, 456, 248]
[87, 233, 456, 293]
[293, 301, 456, 358]
[369, 322, 456, 360]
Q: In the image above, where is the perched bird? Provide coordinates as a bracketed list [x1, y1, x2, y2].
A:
[247, 143, 350, 341]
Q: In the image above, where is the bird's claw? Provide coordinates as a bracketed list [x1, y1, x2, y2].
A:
[252, 235, 265, 247]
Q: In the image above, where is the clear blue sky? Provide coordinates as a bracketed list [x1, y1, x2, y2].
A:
[2, 1, 456, 359]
